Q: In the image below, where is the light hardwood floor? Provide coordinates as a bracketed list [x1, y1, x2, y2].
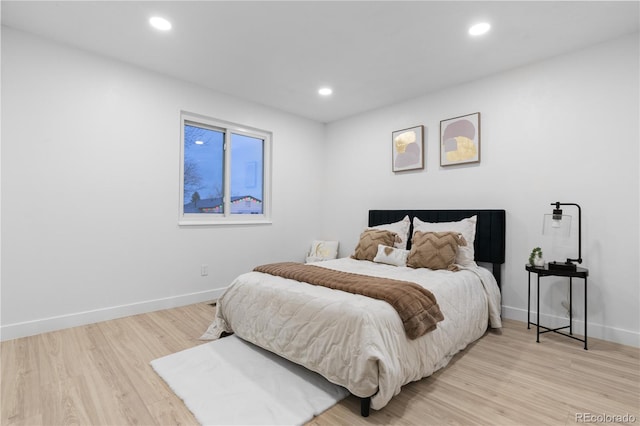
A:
[2, 303, 638, 425]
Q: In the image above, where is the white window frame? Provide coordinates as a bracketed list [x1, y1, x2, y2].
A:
[179, 111, 272, 226]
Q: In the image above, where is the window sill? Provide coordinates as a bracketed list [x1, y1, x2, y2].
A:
[178, 218, 273, 227]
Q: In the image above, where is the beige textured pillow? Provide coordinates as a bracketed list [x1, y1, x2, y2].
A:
[352, 229, 400, 261]
[407, 231, 467, 270]
[412, 216, 477, 266]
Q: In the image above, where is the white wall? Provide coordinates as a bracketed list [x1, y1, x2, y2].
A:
[1, 28, 326, 339]
[322, 34, 639, 347]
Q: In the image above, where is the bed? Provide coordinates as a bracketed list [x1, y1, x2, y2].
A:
[202, 209, 506, 415]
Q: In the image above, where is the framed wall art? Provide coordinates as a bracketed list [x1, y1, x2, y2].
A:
[392, 125, 424, 172]
[440, 112, 480, 166]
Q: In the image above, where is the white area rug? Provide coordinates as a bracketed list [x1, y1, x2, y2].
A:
[151, 335, 349, 425]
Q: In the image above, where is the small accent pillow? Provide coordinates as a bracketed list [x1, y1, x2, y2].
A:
[412, 215, 477, 266]
[370, 215, 411, 249]
[373, 244, 410, 267]
[407, 231, 467, 270]
[352, 229, 401, 261]
[305, 240, 339, 263]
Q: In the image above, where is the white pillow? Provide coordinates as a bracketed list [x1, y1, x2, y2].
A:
[412, 215, 477, 266]
[370, 215, 411, 249]
[306, 240, 339, 263]
[373, 244, 409, 267]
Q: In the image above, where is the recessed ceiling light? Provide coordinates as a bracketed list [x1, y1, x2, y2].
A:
[150, 16, 172, 31]
[469, 22, 491, 36]
[318, 87, 333, 96]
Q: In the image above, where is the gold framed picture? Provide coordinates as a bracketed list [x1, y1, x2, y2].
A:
[440, 112, 480, 166]
[392, 125, 424, 172]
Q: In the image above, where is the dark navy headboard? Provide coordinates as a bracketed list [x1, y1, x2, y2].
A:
[368, 209, 506, 287]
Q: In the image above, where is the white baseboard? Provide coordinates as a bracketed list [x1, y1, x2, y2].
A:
[502, 305, 640, 348]
[0, 287, 227, 342]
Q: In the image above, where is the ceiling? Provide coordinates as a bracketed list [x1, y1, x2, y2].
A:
[2, 1, 639, 123]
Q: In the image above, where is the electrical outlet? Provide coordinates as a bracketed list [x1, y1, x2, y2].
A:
[201, 264, 209, 276]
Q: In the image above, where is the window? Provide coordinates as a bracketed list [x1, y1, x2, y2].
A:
[179, 112, 271, 225]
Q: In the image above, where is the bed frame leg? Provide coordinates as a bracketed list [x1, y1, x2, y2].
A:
[360, 397, 371, 417]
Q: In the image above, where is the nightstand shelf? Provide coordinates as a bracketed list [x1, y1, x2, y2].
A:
[526, 264, 589, 350]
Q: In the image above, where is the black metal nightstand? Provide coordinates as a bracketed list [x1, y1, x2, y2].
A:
[526, 264, 589, 350]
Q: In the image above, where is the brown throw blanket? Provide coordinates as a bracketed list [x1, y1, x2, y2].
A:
[253, 262, 444, 339]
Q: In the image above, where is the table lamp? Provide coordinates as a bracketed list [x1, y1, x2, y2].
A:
[542, 202, 582, 271]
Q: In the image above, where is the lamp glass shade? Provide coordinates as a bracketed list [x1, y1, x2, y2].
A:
[542, 213, 572, 237]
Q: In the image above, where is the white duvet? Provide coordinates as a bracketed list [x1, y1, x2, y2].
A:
[201, 258, 502, 410]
